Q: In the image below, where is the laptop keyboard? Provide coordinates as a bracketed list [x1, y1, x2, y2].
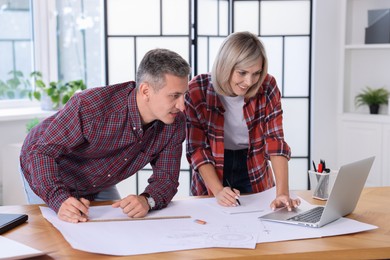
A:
[287, 207, 324, 223]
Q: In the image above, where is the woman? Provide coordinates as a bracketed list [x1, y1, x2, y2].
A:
[185, 31, 300, 211]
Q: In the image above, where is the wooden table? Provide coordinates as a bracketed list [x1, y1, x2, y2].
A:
[1, 187, 390, 259]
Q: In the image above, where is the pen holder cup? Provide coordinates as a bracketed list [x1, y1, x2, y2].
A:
[308, 170, 338, 201]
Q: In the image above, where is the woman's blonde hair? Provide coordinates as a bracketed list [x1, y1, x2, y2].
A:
[211, 31, 268, 98]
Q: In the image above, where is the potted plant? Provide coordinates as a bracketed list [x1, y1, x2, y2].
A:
[29, 71, 86, 110]
[355, 86, 390, 114]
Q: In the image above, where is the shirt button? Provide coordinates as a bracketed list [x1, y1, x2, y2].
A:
[108, 174, 111, 177]
[93, 185, 96, 188]
[124, 158, 128, 161]
[133, 127, 136, 130]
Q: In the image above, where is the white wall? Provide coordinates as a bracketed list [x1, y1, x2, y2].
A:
[0, 119, 31, 205]
[311, 0, 342, 170]
[0, 110, 54, 205]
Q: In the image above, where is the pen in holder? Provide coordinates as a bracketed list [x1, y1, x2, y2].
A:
[308, 170, 338, 200]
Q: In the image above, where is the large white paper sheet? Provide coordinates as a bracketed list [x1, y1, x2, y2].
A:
[40, 205, 258, 255]
[0, 236, 45, 260]
[40, 187, 377, 256]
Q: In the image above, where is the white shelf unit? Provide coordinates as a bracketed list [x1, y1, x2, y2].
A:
[340, 0, 390, 115]
[338, 0, 390, 187]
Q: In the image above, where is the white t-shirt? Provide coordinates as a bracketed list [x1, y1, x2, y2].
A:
[219, 95, 249, 150]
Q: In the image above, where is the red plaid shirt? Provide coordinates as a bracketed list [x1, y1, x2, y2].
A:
[185, 73, 291, 195]
[20, 81, 185, 212]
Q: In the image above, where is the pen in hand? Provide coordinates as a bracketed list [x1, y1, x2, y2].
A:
[225, 179, 241, 206]
[74, 182, 86, 217]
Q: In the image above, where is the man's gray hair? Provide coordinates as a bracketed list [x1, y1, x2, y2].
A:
[136, 48, 191, 91]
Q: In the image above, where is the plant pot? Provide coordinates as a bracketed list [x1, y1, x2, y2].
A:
[40, 92, 62, 111]
[369, 104, 379, 114]
[40, 92, 55, 110]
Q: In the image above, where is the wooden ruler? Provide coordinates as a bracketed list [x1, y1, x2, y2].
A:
[88, 215, 191, 222]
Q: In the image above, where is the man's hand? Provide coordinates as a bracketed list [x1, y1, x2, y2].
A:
[112, 195, 149, 218]
[58, 197, 90, 223]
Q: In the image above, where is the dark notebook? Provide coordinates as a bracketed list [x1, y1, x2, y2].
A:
[0, 213, 28, 234]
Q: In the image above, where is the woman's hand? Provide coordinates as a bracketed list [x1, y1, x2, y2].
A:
[270, 194, 300, 211]
[215, 187, 241, 207]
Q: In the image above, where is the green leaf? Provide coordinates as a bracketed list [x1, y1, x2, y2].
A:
[11, 70, 24, 77]
[62, 94, 70, 104]
[7, 78, 20, 89]
[35, 80, 46, 89]
[47, 88, 55, 96]
[51, 94, 60, 104]
[30, 71, 42, 78]
[33, 91, 41, 101]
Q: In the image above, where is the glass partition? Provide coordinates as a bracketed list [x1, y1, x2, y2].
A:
[55, 0, 103, 87]
[106, 0, 312, 193]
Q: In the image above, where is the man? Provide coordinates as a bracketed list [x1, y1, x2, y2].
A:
[20, 48, 191, 223]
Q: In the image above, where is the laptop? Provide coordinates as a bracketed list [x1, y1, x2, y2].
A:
[259, 156, 375, 228]
[0, 213, 28, 234]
